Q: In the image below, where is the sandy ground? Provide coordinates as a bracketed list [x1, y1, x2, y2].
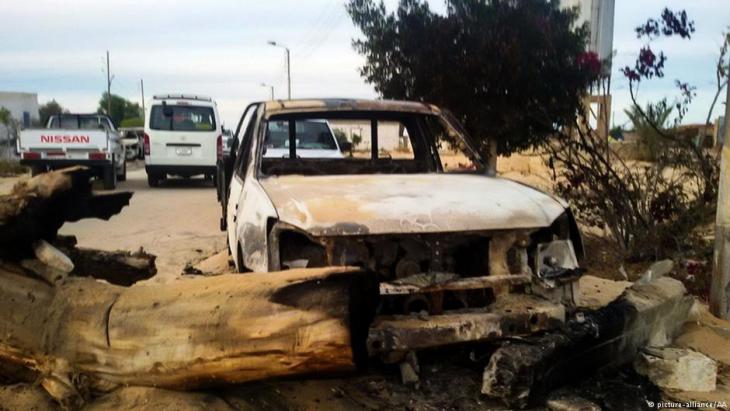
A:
[56, 162, 226, 281]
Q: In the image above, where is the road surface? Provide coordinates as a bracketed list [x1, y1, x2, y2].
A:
[59, 164, 226, 282]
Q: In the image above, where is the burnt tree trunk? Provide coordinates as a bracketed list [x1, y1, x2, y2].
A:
[0, 265, 375, 406]
[0, 168, 377, 407]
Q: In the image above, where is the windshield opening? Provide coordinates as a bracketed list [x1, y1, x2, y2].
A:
[149, 105, 216, 132]
[265, 120, 338, 152]
[259, 111, 483, 176]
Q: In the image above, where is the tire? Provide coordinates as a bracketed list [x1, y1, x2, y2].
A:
[147, 172, 160, 187]
[236, 243, 244, 273]
[31, 166, 45, 177]
[102, 164, 117, 190]
[117, 159, 127, 182]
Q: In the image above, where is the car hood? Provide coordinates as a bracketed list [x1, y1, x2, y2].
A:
[259, 174, 568, 236]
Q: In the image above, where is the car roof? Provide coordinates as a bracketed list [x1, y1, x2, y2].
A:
[262, 98, 442, 116]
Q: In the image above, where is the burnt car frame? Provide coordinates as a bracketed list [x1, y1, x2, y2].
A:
[224, 98, 584, 355]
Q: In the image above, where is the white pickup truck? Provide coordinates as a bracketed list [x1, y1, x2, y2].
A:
[18, 114, 126, 189]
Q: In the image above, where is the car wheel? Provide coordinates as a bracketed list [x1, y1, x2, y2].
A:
[236, 243, 246, 273]
[102, 164, 117, 190]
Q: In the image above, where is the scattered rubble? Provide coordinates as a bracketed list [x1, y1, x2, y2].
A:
[634, 347, 717, 392]
[482, 277, 693, 408]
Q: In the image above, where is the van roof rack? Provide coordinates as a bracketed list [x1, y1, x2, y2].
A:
[153, 94, 212, 102]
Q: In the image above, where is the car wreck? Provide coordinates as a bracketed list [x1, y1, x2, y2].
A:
[0, 149, 696, 410]
[223, 98, 586, 357]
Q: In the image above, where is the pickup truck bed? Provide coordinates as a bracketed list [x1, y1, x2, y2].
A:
[18, 120, 126, 189]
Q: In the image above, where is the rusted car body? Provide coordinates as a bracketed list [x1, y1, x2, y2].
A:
[224, 99, 584, 355]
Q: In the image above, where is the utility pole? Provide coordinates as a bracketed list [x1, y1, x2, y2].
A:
[267, 41, 291, 99]
[260, 83, 274, 100]
[711, 81, 730, 319]
[140, 79, 145, 120]
[105, 51, 114, 116]
[286, 48, 291, 100]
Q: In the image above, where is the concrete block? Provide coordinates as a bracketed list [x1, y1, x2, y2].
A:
[547, 395, 601, 411]
[634, 347, 717, 392]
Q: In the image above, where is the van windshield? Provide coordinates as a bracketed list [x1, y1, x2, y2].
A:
[150, 105, 216, 132]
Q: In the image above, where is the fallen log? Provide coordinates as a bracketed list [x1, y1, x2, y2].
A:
[481, 276, 693, 408]
[0, 265, 377, 405]
[0, 168, 378, 407]
[61, 247, 157, 286]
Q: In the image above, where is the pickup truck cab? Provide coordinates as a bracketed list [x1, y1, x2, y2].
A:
[18, 114, 126, 189]
[144, 94, 221, 187]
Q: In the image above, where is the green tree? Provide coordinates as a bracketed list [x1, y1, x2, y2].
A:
[38, 100, 66, 126]
[119, 117, 144, 128]
[333, 128, 349, 147]
[347, 0, 598, 160]
[0, 107, 10, 126]
[98, 93, 142, 126]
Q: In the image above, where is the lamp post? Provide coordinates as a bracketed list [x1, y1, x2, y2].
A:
[260, 83, 275, 100]
[267, 41, 291, 99]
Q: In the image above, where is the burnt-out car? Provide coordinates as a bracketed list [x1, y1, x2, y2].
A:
[225, 99, 584, 355]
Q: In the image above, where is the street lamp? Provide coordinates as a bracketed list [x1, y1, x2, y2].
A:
[260, 83, 274, 100]
[267, 40, 291, 100]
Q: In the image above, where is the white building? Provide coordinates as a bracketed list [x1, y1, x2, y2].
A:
[561, 0, 615, 75]
[0, 91, 40, 141]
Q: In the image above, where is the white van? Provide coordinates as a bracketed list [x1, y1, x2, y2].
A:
[144, 94, 221, 187]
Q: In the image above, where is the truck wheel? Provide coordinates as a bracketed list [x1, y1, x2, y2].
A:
[31, 166, 45, 177]
[102, 165, 117, 190]
[117, 159, 127, 182]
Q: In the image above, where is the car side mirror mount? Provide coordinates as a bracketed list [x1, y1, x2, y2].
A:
[339, 141, 352, 153]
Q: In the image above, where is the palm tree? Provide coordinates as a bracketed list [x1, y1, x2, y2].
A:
[624, 102, 673, 161]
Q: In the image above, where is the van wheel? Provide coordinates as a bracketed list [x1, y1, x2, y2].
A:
[147, 172, 161, 187]
[102, 165, 117, 190]
[117, 159, 127, 182]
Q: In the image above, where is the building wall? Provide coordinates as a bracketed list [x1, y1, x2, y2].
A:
[0, 92, 40, 142]
[561, 0, 615, 74]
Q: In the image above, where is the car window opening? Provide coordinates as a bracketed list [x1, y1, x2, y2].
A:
[259, 112, 484, 177]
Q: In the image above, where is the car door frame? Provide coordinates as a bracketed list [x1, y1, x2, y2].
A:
[226, 104, 278, 272]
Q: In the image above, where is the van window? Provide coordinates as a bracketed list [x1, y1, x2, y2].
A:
[149, 105, 216, 132]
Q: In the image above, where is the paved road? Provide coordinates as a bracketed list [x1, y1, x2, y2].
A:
[60, 164, 226, 282]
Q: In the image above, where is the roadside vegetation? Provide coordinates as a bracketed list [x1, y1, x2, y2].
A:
[349, 1, 729, 298]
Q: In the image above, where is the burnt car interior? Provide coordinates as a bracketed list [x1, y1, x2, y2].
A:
[259, 111, 484, 176]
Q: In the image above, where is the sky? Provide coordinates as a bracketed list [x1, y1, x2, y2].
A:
[0, 0, 728, 129]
